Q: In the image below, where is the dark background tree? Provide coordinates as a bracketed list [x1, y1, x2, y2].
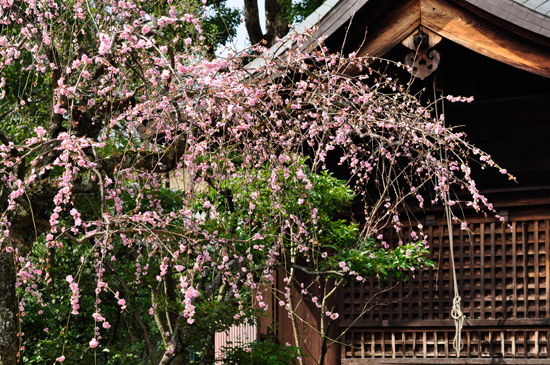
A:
[243, 0, 324, 47]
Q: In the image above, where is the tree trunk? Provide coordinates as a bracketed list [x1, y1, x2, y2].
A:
[244, 0, 264, 45]
[163, 268, 177, 334]
[245, 0, 291, 47]
[265, 0, 290, 46]
[0, 251, 18, 365]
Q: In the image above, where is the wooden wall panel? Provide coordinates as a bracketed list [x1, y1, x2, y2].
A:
[340, 215, 550, 360]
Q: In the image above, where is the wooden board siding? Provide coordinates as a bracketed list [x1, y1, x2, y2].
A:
[339, 214, 550, 361]
[256, 268, 342, 365]
[214, 323, 257, 363]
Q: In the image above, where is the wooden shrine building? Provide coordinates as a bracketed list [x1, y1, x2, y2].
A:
[258, 0, 550, 364]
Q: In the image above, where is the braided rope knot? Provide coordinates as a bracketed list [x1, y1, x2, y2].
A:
[451, 294, 465, 356]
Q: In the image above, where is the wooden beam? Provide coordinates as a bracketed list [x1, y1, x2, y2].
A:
[356, 0, 420, 58]
[420, 0, 550, 78]
[339, 318, 550, 328]
[342, 359, 550, 364]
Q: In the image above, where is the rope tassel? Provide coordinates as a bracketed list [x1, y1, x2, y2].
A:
[451, 295, 465, 355]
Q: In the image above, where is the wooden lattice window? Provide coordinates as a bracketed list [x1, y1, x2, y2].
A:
[340, 216, 550, 361]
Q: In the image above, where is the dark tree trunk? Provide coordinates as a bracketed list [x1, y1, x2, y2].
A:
[244, 0, 290, 48]
[244, 0, 265, 45]
[163, 267, 177, 334]
[0, 251, 18, 365]
[265, 0, 290, 47]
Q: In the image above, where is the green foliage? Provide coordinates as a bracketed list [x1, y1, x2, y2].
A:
[288, 0, 327, 24]
[0, 55, 51, 144]
[222, 339, 302, 365]
[21, 234, 161, 364]
[327, 238, 435, 282]
[203, 0, 242, 48]
[196, 158, 434, 282]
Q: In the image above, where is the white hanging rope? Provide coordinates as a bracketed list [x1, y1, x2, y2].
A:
[446, 203, 465, 356]
[435, 80, 465, 357]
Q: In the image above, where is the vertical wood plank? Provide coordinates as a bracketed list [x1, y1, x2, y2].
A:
[411, 332, 416, 358]
[362, 278, 366, 319]
[361, 331, 365, 359]
[535, 330, 539, 359]
[521, 222, 529, 318]
[491, 223, 497, 318]
[501, 331, 505, 358]
[341, 331, 347, 359]
[369, 278, 374, 321]
[409, 274, 414, 321]
[513, 221, 518, 319]
[434, 331, 438, 359]
[459, 226, 464, 317]
[350, 282, 355, 321]
[402, 332, 407, 357]
[407, 227, 414, 322]
[428, 225, 434, 320]
[523, 331, 529, 359]
[546, 220, 550, 320]
[439, 226, 445, 320]
[470, 224, 475, 319]
[512, 330, 516, 359]
[392, 332, 396, 359]
[478, 330, 482, 358]
[423, 331, 427, 358]
[535, 221, 540, 319]
[444, 331, 449, 358]
[481, 223, 486, 319]
[502, 222, 507, 317]
[418, 231, 424, 321]
[466, 331, 471, 358]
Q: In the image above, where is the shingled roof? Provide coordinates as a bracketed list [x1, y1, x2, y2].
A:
[515, 0, 550, 15]
[312, 0, 550, 40]
[467, 0, 550, 37]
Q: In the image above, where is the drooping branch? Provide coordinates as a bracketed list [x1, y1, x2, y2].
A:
[254, 262, 345, 277]
[101, 138, 187, 176]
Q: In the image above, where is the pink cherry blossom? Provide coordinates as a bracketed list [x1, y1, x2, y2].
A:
[89, 338, 99, 348]
[98, 33, 111, 55]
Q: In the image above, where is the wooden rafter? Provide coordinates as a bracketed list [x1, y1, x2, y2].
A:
[356, 0, 421, 59]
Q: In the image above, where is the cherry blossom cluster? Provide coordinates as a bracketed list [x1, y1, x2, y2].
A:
[0, 0, 513, 359]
